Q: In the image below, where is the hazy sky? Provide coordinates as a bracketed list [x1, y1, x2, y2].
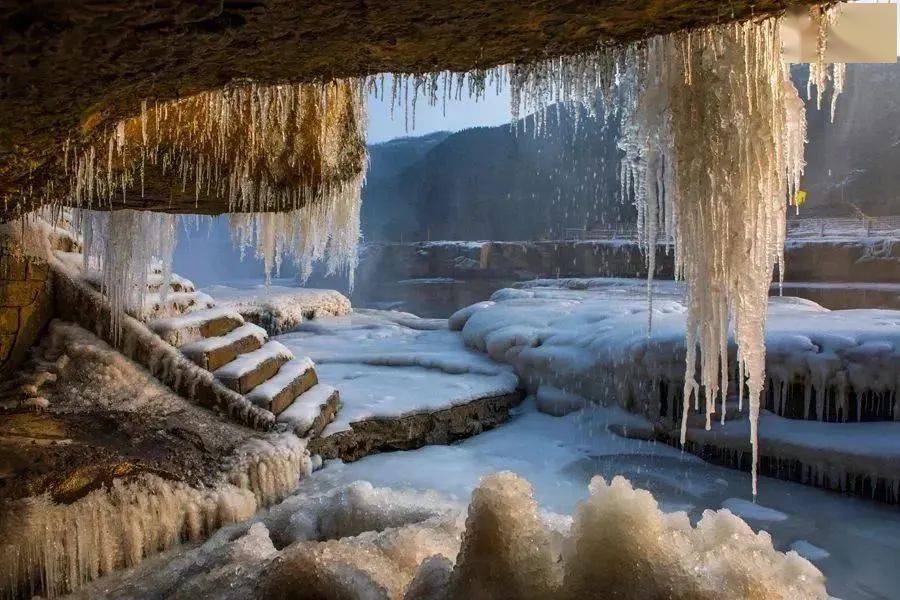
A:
[366, 75, 512, 144]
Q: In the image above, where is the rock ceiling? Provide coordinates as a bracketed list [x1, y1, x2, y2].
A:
[0, 0, 822, 219]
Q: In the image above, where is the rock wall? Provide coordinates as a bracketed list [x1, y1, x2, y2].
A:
[357, 239, 900, 286]
[0, 238, 53, 378]
[310, 391, 523, 462]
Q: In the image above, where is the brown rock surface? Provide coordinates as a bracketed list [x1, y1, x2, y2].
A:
[1, 0, 822, 219]
[310, 390, 524, 462]
[0, 320, 258, 504]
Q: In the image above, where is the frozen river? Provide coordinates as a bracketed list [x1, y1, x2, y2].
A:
[187, 276, 900, 599]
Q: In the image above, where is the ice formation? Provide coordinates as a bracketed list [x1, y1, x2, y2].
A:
[452, 283, 900, 500]
[502, 9, 845, 494]
[0, 433, 309, 599]
[448, 472, 560, 598]
[75, 208, 177, 337]
[82, 473, 825, 599]
[67, 80, 366, 214]
[806, 5, 846, 122]
[556, 475, 826, 599]
[57, 78, 368, 312]
[622, 22, 807, 497]
[0, 474, 257, 599]
[228, 179, 363, 286]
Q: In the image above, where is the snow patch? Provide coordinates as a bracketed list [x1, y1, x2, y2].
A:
[214, 341, 294, 380]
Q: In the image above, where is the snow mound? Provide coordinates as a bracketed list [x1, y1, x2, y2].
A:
[455, 282, 900, 427]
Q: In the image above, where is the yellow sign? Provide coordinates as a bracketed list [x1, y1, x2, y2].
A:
[794, 190, 807, 206]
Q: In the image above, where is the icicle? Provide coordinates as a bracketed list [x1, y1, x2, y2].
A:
[63, 79, 367, 218]
[228, 170, 363, 288]
[76, 209, 177, 338]
[503, 8, 845, 495]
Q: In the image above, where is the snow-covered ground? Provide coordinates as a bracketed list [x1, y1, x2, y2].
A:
[275, 309, 519, 435]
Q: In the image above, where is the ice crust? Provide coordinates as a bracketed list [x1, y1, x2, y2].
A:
[72, 474, 828, 600]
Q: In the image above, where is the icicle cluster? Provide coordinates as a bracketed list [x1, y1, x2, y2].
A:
[0, 434, 309, 599]
[0, 474, 258, 599]
[807, 5, 846, 122]
[227, 170, 363, 286]
[56, 79, 368, 322]
[367, 69, 507, 133]
[75, 209, 177, 337]
[67, 79, 367, 214]
[503, 9, 844, 495]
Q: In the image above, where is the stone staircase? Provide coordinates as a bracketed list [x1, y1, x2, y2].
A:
[144, 290, 320, 417]
[48, 228, 338, 435]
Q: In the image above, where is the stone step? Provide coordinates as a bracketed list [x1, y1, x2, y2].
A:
[275, 383, 340, 437]
[180, 322, 269, 371]
[139, 291, 216, 320]
[149, 307, 245, 347]
[214, 340, 294, 395]
[247, 357, 319, 416]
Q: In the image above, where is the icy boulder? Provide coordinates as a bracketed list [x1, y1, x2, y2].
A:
[207, 286, 352, 334]
[72, 472, 828, 599]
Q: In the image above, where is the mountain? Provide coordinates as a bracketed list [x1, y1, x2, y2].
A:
[362, 131, 453, 241]
[361, 105, 633, 242]
[361, 63, 900, 242]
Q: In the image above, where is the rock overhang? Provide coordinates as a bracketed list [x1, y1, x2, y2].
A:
[0, 0, 826, 219]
